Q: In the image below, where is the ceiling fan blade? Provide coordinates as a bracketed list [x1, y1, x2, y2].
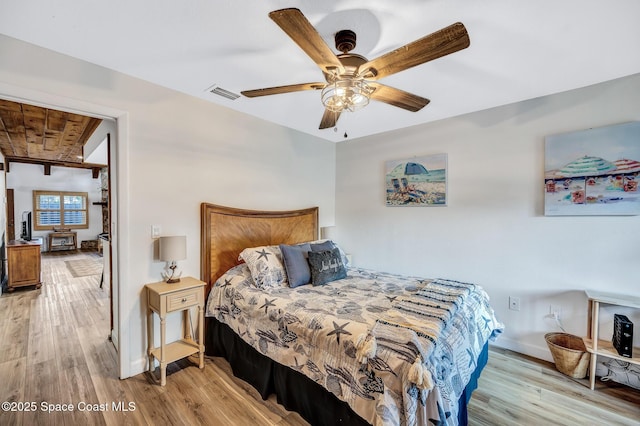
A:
[269, 8, 345, 75]
[358, 22, 470, 80]
[319, 108, 341, 129]
[369, 83, 430, 112]
[241, 82, 325, 98]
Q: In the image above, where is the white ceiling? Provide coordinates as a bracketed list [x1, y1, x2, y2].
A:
[2, 1, 640, 142]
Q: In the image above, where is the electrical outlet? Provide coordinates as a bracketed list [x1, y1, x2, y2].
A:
[509, 296, 521, 311]
[550, 305, 562, 320]
[151, 225, 161, 238]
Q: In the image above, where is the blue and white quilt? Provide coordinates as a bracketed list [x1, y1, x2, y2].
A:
[206, 265, 503, 426]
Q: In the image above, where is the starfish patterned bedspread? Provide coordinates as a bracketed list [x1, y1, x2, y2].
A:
[206, 265, 503, 426]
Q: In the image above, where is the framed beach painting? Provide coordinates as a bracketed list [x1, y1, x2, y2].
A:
[385, 153, 447, 206]
[544, 121, 640, 216]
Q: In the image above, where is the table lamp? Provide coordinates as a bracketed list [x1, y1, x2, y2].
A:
[159, 236, 186, 283]
[320, 226, 335, 240]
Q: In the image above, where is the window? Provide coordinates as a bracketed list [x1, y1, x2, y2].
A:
[33, 191, 89, 230]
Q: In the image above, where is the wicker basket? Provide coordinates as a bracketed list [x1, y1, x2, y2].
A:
[545, 332, 591, 379]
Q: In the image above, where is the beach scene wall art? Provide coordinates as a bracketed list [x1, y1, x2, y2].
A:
[385, 154, 447, 206]
[544, 121, 640, 216]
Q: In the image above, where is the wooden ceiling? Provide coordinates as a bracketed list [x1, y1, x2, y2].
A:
[0, 99, 105, 173]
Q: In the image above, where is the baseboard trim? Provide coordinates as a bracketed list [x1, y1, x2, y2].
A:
[491, 337, 553, 363]
[129, 357, 147, 378]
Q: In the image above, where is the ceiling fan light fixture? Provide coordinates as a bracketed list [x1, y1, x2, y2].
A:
[321, 78, 372, 113]
[244, 9, 470, 129]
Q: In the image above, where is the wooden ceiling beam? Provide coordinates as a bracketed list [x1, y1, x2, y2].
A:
[5, 156, 106, 177]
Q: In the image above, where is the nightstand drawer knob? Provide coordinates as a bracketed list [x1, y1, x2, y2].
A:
[181, 297, 187, 303]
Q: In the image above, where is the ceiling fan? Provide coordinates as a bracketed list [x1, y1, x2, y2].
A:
[241, 8, 470, 130]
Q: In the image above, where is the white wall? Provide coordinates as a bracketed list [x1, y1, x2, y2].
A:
[0, 34, 336, 377]
[7, 163, 103, 246]
[84, 119, 116, 164]
[336, 73, 640, 361]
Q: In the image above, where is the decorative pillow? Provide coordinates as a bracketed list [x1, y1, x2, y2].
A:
[307, 248, 347, 286]
[238, 245, 287, 289]
[279, 243, 311, 288]
[310, 239, 350, 267]
[310, 240, 334, 252]
[213, 264, 252, 288]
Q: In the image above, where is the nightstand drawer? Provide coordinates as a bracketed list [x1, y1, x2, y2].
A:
[166, 288, 200, 312]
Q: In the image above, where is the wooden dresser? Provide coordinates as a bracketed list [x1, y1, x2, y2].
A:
[7, 240, 42, 291]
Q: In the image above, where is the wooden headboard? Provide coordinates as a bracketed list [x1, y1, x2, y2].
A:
[200, 203, 319, 296]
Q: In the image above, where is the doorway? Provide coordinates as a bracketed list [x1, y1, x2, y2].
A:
[0, 93, 125, 377]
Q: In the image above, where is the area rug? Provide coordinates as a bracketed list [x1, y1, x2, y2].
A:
[65, 259, 102, 278]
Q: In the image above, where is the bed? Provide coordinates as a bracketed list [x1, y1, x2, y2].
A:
[200, 203, 503, 425]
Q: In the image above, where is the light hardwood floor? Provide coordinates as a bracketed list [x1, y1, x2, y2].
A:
[1, 251, 638, 425]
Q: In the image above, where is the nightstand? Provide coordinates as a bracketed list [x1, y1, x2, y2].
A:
[145, 277, 206, 386]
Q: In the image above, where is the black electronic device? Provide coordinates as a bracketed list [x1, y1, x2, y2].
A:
[613, 314, 633, 358]
[20, 211, 32, 241]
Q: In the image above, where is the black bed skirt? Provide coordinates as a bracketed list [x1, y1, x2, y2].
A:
[205, 317, 488, 426]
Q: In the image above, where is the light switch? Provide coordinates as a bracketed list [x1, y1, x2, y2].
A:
[151, 225, 161, 238]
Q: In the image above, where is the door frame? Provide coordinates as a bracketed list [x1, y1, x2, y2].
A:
[6, 188, 14, 241]
[0, 81, 131, 379]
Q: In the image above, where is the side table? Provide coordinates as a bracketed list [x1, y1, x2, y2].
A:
[145, 277, 205, 386]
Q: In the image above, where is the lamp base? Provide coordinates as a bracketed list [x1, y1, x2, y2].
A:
[162, 262, 182, 284]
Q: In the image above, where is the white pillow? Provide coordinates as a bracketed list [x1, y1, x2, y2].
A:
[238, 245, 287, 289]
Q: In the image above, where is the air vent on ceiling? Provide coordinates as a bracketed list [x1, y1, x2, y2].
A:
[207, 84, 240, 100]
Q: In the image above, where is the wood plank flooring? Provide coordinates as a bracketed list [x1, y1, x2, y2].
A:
[1, 251, 639, 425]
[468, 348, 640, 425]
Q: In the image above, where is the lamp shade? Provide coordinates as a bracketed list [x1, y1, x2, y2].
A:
[320, 226, 336, 240]
[159, 236, 186, 262]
